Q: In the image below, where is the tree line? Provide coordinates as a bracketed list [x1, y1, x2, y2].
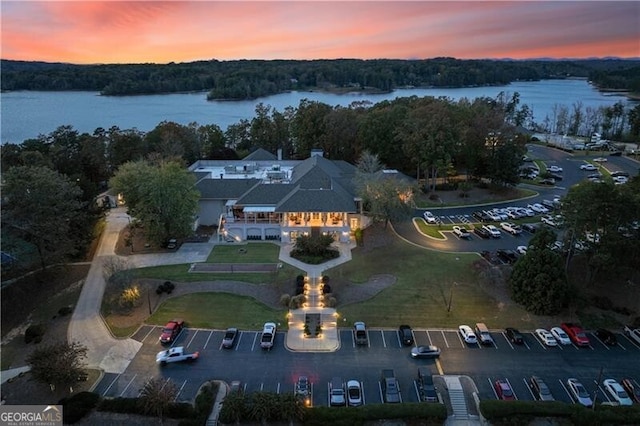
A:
[2, 58, 638, 99]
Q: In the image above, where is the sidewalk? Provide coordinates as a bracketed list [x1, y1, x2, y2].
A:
[67, 208, 143, 374]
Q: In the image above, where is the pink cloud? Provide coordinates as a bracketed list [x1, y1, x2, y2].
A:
[1, 1, 638, 63]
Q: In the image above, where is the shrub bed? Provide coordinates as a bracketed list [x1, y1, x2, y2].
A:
[59, 391, 100, 424]
[480, 400, 640, 425]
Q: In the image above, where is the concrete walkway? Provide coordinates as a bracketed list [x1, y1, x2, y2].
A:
[280, 241, 355, 352]
[67, 208, 143, 374]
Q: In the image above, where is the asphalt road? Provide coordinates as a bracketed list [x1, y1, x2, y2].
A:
[396, 145, 640, 254]
[94, 324, 640, 407]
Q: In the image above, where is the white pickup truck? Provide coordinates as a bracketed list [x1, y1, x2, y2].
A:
[260, 322, 277, 349]
[156, 346, 199, 365]
[624, 325, 640, 346]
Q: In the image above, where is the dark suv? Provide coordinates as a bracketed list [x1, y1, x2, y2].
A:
[505, 327, 524, 345]
[529, 376, 554, 401]
[417, 367, 438, 403]
[398, 325, 414, 346]
[380, 370, 401, 403]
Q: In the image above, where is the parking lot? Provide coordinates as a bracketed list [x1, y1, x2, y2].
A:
[93, 324, 640, 408]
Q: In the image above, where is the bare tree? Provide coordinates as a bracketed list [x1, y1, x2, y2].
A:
[138, 377, 179, 425]
[26, 342, 88, 391]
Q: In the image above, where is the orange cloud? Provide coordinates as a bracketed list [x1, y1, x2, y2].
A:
[1, 1, 638, 63]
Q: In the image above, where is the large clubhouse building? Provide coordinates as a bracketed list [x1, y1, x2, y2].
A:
[190, 149, 373, 244]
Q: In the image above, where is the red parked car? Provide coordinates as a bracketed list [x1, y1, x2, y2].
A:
[494, 379, 515, 400]
[160, 319, 184, 344]
[560, 322, 590, 347]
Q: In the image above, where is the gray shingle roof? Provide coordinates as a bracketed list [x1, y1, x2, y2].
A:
[196, 178, 259, 199]
[276, 185, 356, 212]
[243, 148, 278, 161]
[235, 184, 295, 205]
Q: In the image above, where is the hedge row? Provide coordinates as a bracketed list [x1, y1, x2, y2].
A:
[304, 402, 447, 426]
[481, 400, 640, 426]
[59, 382, 217, 424]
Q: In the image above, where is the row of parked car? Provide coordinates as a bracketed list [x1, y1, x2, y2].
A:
[494, 375, 640, 406]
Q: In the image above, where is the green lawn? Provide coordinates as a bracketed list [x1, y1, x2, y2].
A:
[146, 293, 285, 330]
[133, 233, 540, 331]
[206, 242, 281, 263]
[325, 238, 536, 329]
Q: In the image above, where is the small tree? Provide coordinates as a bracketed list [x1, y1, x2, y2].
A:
[509, 227, 569, 315]
[138, 377, 179, 425]
[26, 342, 87, 390]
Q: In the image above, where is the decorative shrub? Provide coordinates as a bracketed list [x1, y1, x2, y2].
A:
[280, 294, 291, 307]
[24, 324, 46, 344]
[59, 391, 100, 424]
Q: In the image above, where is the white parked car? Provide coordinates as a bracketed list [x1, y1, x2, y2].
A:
[603, 379, 633, 406]
[484, 210, 502, 221]
[535, 329, 558, 347]
[547, 165, 563, 173]
[458, 325, 478, 344]
[567, 378, 593, 407]
[585, 232, 601, 244]
[482, 225, 501, 238]
[346, 380, 363, 406]
[550, 327, 571, 345]
[500, 222, 522, 235]
[541, 215, 558, 227]
[580, 163, 597, 171]
[613, 176, 628, 184]
[452, 226, 471, 239]
[423, 211, 438, 224]
[517, 207, 536, 217]
[516, 245, 528, 255]
[528, 203, 549, 214]
[593, 157, 607, 163]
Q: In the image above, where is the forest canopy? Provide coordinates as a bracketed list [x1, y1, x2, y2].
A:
[2, 58, 639, 99]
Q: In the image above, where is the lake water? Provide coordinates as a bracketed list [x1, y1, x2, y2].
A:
[1, 79, 636, 144]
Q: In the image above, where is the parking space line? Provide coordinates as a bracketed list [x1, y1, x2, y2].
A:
[617, 341, 627, 351]
[260, 383, 264, 391]
[141, 327, 155, 343]
[523, 378, 535, 399]
[234, 331, 243, 351]
[185, 330, 198, 348]
[395, 331, 402, 348]
[597, 383, 612, 403]
[558, 379, 573, 402]
[590, 333, 609, 350]
[435, 359, 444, 375]
[103, 374, 120, 396]
[202, 330, 213, 349]
[531, 333, 547, 350]
[175, 379, 188, 401]
[506, 378, 518, 400]
[621, 334, 640, 350]
[381, 330, 386, 348]
[455, 332, 465, 348]
[119, 374, 137, 397]
[361, 381, 366, 405]
[440, 331, 450, 348]
[488, 378, 498, 399]
[426, 330, 433, 346]
[410, 329, 417, 347]
[378, 382, 384, 403]
[251, 332, 258, 351]
[501, 332, 514, 350]
[276, 382, 281, 394]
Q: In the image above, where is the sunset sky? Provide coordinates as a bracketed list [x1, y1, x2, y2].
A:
[2, 1, 639, 64]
